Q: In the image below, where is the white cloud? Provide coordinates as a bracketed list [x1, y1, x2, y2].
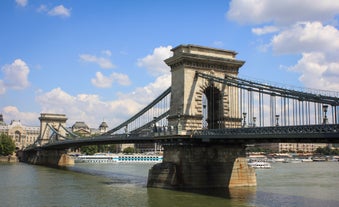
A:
[227, 0, 339, 91]
[91, 72, 131, 88]
[288, 53, 339, 91]
[101, 50, 112, 57]
[4, 46, 172, 128]
[36, 88, 107, 127]
[272, 22, 339, 55]
[34, 64, 170, 128]
[37, 5, 48, 13]
[91, 72, 112, 88]
[111, 72, 131, 86]
[15, 0, 28, 7]
[252, 26, 279, 35]
[271, 22, 339, 90]
[2, 106, 39, 126]
[120, 74, 171, 105]
[137, 46, 172, 77]
[35, 84, 160, 128]
[0, 59, 30, 93]
[80, 54, 115, 69]
[213, 41, 224, 47]
[48, 5, 71, 18]
[227, 0, 339, 25]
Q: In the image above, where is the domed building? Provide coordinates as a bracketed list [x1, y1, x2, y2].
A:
[99, 121, 108, 133]
[71, 121, 91, 136]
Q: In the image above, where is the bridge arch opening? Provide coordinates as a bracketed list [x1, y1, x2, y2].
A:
[203, 85, 222, 129]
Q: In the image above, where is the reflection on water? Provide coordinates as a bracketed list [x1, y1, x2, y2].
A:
[0, 162, 338, 207]
[254, 191, 339, 207]
[147, 187, 256, 207]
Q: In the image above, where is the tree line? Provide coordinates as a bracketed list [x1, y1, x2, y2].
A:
[0, 133, 15, 156]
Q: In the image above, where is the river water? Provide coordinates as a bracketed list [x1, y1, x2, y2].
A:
[0, 161, 338, 207]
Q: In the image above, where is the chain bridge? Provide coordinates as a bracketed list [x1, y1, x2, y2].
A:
[21, 44, 339, 190]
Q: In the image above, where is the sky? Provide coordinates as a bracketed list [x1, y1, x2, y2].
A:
[0, 0, 338, 128]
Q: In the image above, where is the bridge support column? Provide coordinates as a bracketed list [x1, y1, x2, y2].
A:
[22, 149, 74, 167]
[147, 143, 256, 189]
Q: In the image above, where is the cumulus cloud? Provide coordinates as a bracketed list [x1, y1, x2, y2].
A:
[272, 22, 339, 55]
[288, 53, 339, 91]
[252, 26, 279, 35]
[15, 0, 28, 7]
[227, 0, 339, 90]
[36, 88, 107, 127]
[35, 83, 167, 128]
[101, 50, 112, 57]
[5, 45, 172, 127]
[37, 4, 48, 13]
[119, 74, 171, 105]
[47, 5, 71, 17]
[35, 51, 171, 127]
[91, 72, 131, 88]
[272, 22, 339, 90]
[0, 59, 30, 94]
[2, 106, 39, 126]
[80, 54, 115, 69]
[227, 0, 339, 25]
[137, 46, 173, 77]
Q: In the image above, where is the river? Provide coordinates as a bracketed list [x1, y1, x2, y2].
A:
[0, 161, 338, 207]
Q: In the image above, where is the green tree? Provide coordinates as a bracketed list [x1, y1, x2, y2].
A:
[123, 147, 135, 154]
[315, 146, 339, 155]
[0, 133, 16, 156]
[80, 145, 98, 155]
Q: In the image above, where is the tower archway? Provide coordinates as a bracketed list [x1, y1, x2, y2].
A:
[203, 85, 222, 129]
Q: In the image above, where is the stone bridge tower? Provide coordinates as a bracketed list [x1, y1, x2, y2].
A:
[38, 113, 68, 145]
[148, 45, 256, 190]
[165, 44, 245, 132]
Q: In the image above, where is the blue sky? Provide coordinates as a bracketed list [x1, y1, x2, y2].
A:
[1, 0, 338, 128]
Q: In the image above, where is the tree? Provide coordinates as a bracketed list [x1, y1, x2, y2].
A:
[80, 145, 98, 155]
[123, 147, 135, 154]
[0, 133, 16, 156]
[315, 146, 339, 155]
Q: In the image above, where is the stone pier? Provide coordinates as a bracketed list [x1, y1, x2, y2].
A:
[147, 143, 256, 189]
[21, 149, 74, 167]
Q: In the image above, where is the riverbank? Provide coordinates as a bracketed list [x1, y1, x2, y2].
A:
[0, 155, 18, 163]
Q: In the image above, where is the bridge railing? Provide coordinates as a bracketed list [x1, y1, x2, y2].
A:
[192, 124, 339, 137]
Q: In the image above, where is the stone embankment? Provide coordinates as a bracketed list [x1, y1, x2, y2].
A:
[0, 155, 18, 163]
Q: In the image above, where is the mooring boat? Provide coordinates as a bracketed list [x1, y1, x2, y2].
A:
[248, 161, 271, 169]
[75, 153, 163, 163]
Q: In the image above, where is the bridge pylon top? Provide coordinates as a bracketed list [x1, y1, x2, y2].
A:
[165, 44, 245, 132]
[165, 44, 245, 74]
[38, 113, 68, 146]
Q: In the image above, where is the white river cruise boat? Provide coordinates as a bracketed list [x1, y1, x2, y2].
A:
[75, 153, 163, 163]
[248, 161, 272, 169]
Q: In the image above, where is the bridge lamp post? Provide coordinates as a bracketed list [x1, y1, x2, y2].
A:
[177, 112, 182, 134]
[153, 117, 157, 133]
[275, 115, 280, 126]
[203, 104, 207, 129]
[323, 105, 328, 124]
[242, 112, 247, 127]
[253, 117, 256, 127]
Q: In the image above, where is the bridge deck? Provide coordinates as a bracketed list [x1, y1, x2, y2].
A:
[24, 124, 339, 151]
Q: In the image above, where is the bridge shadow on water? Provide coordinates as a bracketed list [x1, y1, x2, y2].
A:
[146, 187, 256, 207]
